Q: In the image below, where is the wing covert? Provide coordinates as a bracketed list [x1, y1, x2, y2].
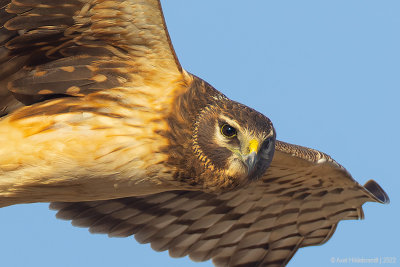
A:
[0, 0, 182, 109]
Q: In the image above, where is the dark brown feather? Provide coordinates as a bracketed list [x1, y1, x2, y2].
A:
[50, 141, 388, 267]
[0, 0, 182, 115]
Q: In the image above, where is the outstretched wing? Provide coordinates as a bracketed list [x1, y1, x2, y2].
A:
[50, 140, 388, 267]
[0, 0, 182, 115]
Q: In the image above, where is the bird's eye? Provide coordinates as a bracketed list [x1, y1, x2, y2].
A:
[221, 124, 237, 138]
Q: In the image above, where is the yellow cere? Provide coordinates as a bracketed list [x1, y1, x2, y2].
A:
[248, 139, 259, 154]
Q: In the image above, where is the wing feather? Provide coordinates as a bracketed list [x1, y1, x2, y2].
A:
[0, 0, 182, 112]
[50, 141, 388, 267]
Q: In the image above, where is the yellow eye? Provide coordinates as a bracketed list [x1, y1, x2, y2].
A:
[221, 124, 237, 138]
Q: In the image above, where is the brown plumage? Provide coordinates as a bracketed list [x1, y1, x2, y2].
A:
[50, 143, 388, 267]
[0, 0, 275, 206]
[0, 0, 389, 266]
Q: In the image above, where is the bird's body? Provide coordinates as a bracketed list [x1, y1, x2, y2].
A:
[0, 0, 389, 266]
[0, 0, 189, 205]
[0, 0, 277, 206]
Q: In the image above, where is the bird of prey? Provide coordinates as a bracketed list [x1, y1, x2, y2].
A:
[0, 0, 389, 266]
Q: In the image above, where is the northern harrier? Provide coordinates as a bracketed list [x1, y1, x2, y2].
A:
[0, 0, 389, 266]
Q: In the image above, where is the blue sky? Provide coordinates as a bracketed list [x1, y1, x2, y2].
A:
[1, 1, 399, 267]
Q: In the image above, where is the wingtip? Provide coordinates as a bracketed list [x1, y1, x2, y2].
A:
[363, 180, 390, 204]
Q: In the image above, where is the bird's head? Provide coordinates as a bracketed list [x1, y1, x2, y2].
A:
[192, 99, 276, 190]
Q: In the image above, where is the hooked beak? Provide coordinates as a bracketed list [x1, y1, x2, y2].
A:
[244, 139, 259, 173]
[244, 151, 257, 174]
[242, 136, 275, 179]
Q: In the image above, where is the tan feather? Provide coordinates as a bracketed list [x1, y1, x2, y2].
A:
[0, 0, 193, 206]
